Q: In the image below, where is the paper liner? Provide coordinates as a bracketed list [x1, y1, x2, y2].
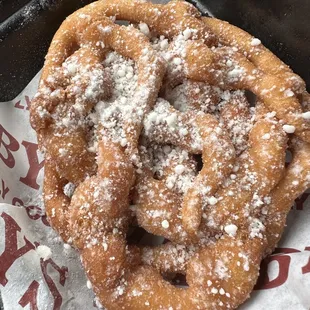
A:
[0, 71, 309, 310]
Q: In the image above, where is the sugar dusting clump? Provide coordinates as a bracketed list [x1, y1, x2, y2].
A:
[86, 280, 93, 289]
[63, 182, 76, 198]
[139, 22, 150, 37]
[208, 196, 218, 205]
[283, 124, 296, 133]
[250, 38, 261, 46]
[161, 220, 170, 229]
[224, 224, 238, 236]
[36, 245, 52, 261]
[302, 111, 310, 119]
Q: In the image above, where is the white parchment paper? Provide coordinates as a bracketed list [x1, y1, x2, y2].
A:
[0, 71, 309, 310]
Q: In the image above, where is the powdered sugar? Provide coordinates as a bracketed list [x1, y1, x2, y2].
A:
[161, 220, 170, 228]
[224, 224, 238, 236]
[138, 23, 151, 37]
[140, 143, 197, 194]
[283, 124, 296, 133]
[249, 218, 265, 239]
[63, 182, 76, 198]
[250, 38, 261, 46]
[301, 111, 310, 120]
[36, 245, 52, 261]
[143, 98, 203, 152]
[214, 259, 229, 279]
[87, 51, 138, 151]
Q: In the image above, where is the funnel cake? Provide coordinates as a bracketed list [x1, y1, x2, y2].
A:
[30, 1, 310, 309]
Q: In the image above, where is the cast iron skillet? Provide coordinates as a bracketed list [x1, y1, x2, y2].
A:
[0, 0, 309, 102]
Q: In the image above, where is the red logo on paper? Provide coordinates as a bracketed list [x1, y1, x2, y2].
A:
[0, 125, 20, 168]
[0, 123, 44, 191]
[0, 212, 35, 286]
[19, 141, 44, 190]
[14, 96, 31, 111]
[302, 247, 310, 274]
[12, 197, 49, 227]
[293, 193, 310, 210]
[19, 280, 40, 310]
[0, 179, 9, 200]
[18, 258, 69, 310]
[40, 258, 68, 309]
[255, 247, 310, 290]
[0, 212, 68, 309]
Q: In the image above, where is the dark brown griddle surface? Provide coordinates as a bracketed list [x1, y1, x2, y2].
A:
[0, 0, 309, 99]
